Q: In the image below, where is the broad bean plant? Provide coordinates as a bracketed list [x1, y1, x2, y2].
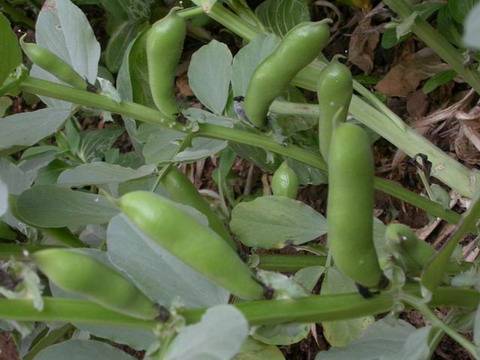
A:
[1, 0, 480, 359]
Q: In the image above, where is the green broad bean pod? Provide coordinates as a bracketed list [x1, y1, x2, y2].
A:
[271, 161, 299, 198]
[146, 8, 186, 117]
[33, 249, 158, 320]
[160, 167, 236, 249]
[327, 123, 385, 290]
[317, 57, 353, 160]
[119, 191, 265, 300]
[244, 20, 330, 128]
[20, 36, 87, 90]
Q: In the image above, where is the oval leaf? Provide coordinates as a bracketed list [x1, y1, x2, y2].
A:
[0, 13, 22, 86]
[256, 0, 310, 36]
[321, 268, 374, 347]
[230, 196, 327, 248]
[0, 108, 71, 151]
[164, 305, 249, 360]
[35, 339, 135, 360]
[57, 162, 156, 187]
[16, 185, 118, 227]
[188, 40, 232, 114]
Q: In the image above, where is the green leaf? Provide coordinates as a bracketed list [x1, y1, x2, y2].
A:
[0, 13, 21, 87]
[256, 0, 310, 36]
[321, 268, 374, 347]
[381, 27, 407, 49]
[35, 339, 136, 360]
[141, 126, 184, 164]
[75, 324, 156, 351]
[57, 163, 156, 187]
[0, 179, 7, 217]
[188, 40, 233, 114]
[413, 2, 444, 19]
[0, 158, 36, 195]
[64, 119, 81, 154]
[231, 34, 280, 97]
[0, 221, 16, 241]
[230, 196, 327, 249]
[77, 128, 124, 162]
[251, 268, 323, 346]
[230, 141, 279, 173]
[16, 185, 119, 227]
[437, 6, 463, 48]
[464, 3, 480, 49]
[451, 267, 480, 289]
[257, 270, 310, 299]
[400, 326, 431, 360]
[396, 12, 418, 38]
[183, 107, 236, 128]
[0, 109, 71, 151]
[252, 322, 310, 345]
[107, 214, 229, 308]
[164, 305, 249, 360]
[474, 304, 480, 346]
[105, 20, 145, 72]
[174, 138, 228, 162]
[140, 122, 227, 164]
[315, 318, 415, 359]
[0, 97, 12, 117]
[36, 160, 71, 185]
[448, 0, 479, 24]
[234, 338, 285, 360]
[285, 158, 327, 186]
[422, 70, 456, 94]
[35, 0, 101, 84]
[430, 183, 451, 209]
[294, 266, 325, 291]
[0, 158, 36, 235]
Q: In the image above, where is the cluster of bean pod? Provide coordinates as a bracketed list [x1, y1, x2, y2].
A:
[19, 7, 444, 324]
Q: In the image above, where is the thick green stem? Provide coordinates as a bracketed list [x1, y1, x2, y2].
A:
[206, 3, 480, 199]
[384, 0, 480, 96]
[256, 254, 326, 272]
[401, 293, 480, 359]
[182, 285, 480, 325]
[1, 286, 477, 328]
[19, 77, 461, 224]
[177, 6, 204, 19]
[373, 178, 461, 226]
[0, 298, 157, 330]
[270, 101, 319, 118]
[208, 3, 258, 40]
[198, 123, 461, 223]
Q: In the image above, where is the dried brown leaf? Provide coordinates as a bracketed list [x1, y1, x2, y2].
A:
[176, 74, 194, 97]
[376, 48, 449, 97]
[406, 90, 429, 119]
[454, 123, 480, 166]
[348, 13, 380, 73]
